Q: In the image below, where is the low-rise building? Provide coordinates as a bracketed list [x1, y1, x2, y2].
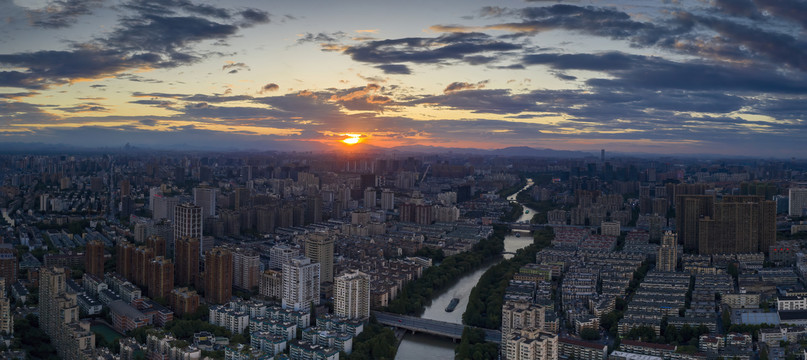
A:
[777, 295, 807, 311]
[76, 293, 102, 315]
[722, 291, 760, 309]
[109, 300, 150, 333]
[609, 351, 663, 360]
[619, 340, 676, 359]
[288, 339, 339, 360]
[559, 337, 607, 360]
[209, 305, 249, 334]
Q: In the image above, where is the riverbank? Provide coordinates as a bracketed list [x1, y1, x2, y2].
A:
[385, 224, 507, 316]
[462, 228, 554, 329]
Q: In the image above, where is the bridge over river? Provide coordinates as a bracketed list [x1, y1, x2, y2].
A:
[373, 311, 502, 343]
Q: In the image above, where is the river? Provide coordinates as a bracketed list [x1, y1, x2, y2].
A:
[395, 180, 536, 360]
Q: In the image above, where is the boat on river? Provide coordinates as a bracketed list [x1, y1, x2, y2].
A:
[445, 298, 460, 312]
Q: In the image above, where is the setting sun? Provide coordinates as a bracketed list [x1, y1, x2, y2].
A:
[341, 134, 362, 145]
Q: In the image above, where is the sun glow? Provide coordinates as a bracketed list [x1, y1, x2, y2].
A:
[341, 133, 362, 145]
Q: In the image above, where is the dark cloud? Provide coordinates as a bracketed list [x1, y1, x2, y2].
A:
[551, 72, 576, 81]
[129, 99, 176, 108]
[505, 4, 684, 45]
[328, 84, 392, 111]
[478, 6, 511, 18]
[116, 73, 165, 84]
[222, 62, 250, 73]
[57, 103, 109, 113]
[411, 89, 540, 114]
[752, 0, 807, 29]
[27, 0, 103, 28]
[131, 91, 188, 99]
[462, 55, 497, 65]
[443, 80, 488, 93]
[240, 9, 270, 24]
[523, 52, 634, 70]
[375, 64, 411, 74]
[343, 32, 521, 69]
[712, 0, 762, 18]
[121, 0, 232, 19]
[0, 92, 39, 99]
[180, 102, 287, 122]
[522, 52, 807, 93]
[105, 15, 238, 55]
[139, 119, 158, 126]
[686, 14, 807, 71]
[469, 4, 804, 73]
[296, 32, 347, 45]
[0, 49, 158, 89]
[0, 0, 271, 89]
[0, 100, 59, 124]
[261, 83, 280, 93]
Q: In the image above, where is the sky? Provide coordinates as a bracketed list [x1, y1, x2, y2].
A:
[1, 0, 806, 157]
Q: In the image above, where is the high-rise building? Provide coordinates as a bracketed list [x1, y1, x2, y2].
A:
[256, 205, 277, 234]
[175, 237, 200, 287]
[600, 221, 621, 237]
[204, 247, 233, 305]
[193, 186, 217, 218]
[146, 235, 167, 258]
[360, 174, 376, 190]
[282, 256, 320, 312]
[153, 195, 179, 222]
[133, 246, 154, 289]
[148, 256, 174, 299]
[363, 187, 376, 209]
[0, 278, 12, 336]
[233, 249, 260, 290]
[0, 247, 16, 292]
[259, 270, 283, 301]
[85, 240, 105, 278]
[116, 240, 135, 281]
[674, 194, 715, 251]
[120, 179, 131, 197]
[334, 270, 370, 320]
[790, 188, 807, 217]
[169, 287, 200, 317]
[174, 203, 203, 257]
[40, 193, 49, 212]
[657, 231, 678, 272]
[698, 196, 776, 254]
[304, 232, 334, 284]
[305, 194, 323, 224]
[234, 187, 249, 210]
[501, 300, 546, 344]
[40, 267, 96, 359]
[381, 189, 394, 211]
[503, 328, 558, 360]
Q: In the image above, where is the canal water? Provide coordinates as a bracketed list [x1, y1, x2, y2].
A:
[395, 180, 536, 360]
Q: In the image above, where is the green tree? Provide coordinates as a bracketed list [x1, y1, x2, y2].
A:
[722, 309, 732, 328]
[580, 328, 601, 341]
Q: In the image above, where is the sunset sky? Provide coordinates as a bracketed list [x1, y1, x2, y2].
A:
[1, 0, 806, 156]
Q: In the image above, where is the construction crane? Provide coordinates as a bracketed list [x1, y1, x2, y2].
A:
[420, 164, 431, 183]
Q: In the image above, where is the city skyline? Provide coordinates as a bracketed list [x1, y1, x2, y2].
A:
[1, 0, 806, 157]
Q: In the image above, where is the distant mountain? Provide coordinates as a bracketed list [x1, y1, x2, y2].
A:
[488, 146, 593, 158]
[378, 145, 593, 158]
